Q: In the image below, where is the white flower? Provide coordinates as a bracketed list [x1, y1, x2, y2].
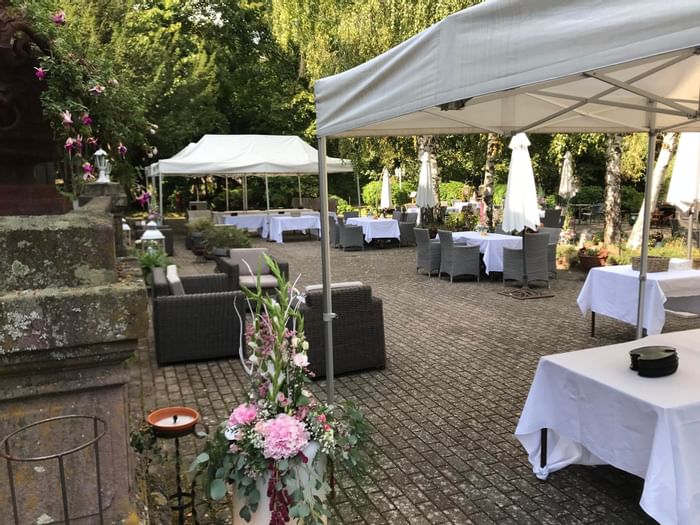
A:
[291, 336, 299, 348]
[302, 389, 312, 398]
[301, 341, 309, 351]
[293, 353, 309, 367]
[249, 354, 258, 364]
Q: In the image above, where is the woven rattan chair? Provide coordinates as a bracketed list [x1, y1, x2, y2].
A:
[337, 218, 364, 251]
[437, 230, 480, 282]
[215, 248, 289, 294]
[343, 211, 359, 219]
[542, 209, 562, 227]
[547, 242, 557, 279]
[539, 227, 561, 244]
[414, 227, 441, 276]
[328, 216, 340, 247]
[151, 267, 245, 365]
[392, 210, 403, 221]
[399, 221, 417, 246]
[503, 232, 550, 287]
[299, 284, 385, 378]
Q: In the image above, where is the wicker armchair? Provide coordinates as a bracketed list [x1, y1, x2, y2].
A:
[542, 209, 562, 227]
[328, 215, 340, 248]
[215, 248, 289, 294]
[503, 232, 550, 287]
[547, 242, 557, 279]
[337, 218, 364, 251]
[298, 284, 385, 378]
[151, 267, 245, 365]
[437, 230, 480, 282]
[415, 227, 441, 276]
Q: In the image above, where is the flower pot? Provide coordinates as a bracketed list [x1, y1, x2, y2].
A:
[556, 256, 571, 270]
[231, 442, 326, 525]
[578, 252, 607, 271]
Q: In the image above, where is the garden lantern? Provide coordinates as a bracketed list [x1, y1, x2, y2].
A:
[139, 220, 165, 253]
[121, 218, 132, 246]
[93, 148, 111, 183]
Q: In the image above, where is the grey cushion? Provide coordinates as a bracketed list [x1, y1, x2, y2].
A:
[229, 248, 270, 276]
[239, 274, 279, 289]
[305, 281, 364, 293]
[165, 265, 185, 296]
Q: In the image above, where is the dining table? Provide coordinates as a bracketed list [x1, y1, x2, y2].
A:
[346, 217, 400, 243]
[577, 264, 700, 335]
[450, 231, 522, 274]
[515, 329, 700, 525]
[265, 214, 322, 244]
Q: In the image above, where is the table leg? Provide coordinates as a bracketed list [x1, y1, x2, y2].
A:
[540, 428, 547, 470]
[591, 312, 595, 337]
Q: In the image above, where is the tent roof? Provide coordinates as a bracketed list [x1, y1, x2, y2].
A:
[315, 0, 700, 137]
[154, 134, 353, 176]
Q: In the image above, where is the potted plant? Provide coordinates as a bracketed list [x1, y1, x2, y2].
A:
[138, 249, 170, 288]
[578, 246, 608, 270]
[191, 256, 367, 524]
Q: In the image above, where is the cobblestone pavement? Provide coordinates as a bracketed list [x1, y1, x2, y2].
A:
[129, 233, 700, 524]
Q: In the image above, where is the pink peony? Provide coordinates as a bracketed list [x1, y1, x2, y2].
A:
[292, 352, 309, 368]
[228, 403, 257, 426]
[261, 413, 309, 460]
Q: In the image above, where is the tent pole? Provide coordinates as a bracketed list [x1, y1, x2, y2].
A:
[159, 173, 163, 226]
[688, 204, 695, 260]
[298, 175, 302, 206]
[318, 137, 335, 404]
[356, 172, 361, 209]
[243, 176, 248, 210]
[636, 129, 657, 339]
[225, 176, 229, 211]
[265, 175, 271, 239]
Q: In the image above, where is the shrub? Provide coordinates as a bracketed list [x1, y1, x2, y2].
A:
[139, 249, 170, 286]
[361, 180, 382, 207]
[570, 186, 604, 205]
[212, 189, 243, 211]
[186, 217, 215, 234]
[545, 195, 557, 209]
[493, 184, 507, 206]
[204, 226, 251, 250]
[620, 186, 644, 214]
[438, 181, 465, 203]
[330, 195, 354, 215]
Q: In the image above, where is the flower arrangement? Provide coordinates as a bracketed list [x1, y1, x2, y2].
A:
[559, 228, 578, 245]
[192, 255, 367, 524]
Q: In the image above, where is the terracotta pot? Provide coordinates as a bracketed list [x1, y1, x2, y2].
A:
[578, 252, 607, 271]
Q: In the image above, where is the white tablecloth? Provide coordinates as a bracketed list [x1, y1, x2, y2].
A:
[577, 265, 700, 335]
[266, 215, 321, 244]
[346, 217, 400, 242]
[515, 329, 700, 525]
[222, 215, 267, 231]
[450, 231, 522, 274]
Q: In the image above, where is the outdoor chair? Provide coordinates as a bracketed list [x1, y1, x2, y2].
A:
[392, 210, 403, 221]
[328, 215, 340, 247]
[547, 243, 557, 279]
[414, 227, 441, 276]
[503, 232, 550, 287]
[337, 218, 364, 251]
[542, 209, 562, 227]
[399, 219, 417, 246]
[298, 282, 385, 378]
[582, 203, 604, 224]
[343, 211, 359, 219]
[151, 266, 245, 365]
[215, 247, 289, 296]
[405, 212, 418, 224]
[539, 227, 561, 244]
[437, 230, 480, 282]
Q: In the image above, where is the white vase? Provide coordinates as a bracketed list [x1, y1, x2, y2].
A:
[232, 442, 326, 525]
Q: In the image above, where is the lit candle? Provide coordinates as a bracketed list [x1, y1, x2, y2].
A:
[155, 415, 194, 427]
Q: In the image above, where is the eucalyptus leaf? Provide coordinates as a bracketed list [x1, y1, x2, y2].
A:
[240, 505, 252, 522]
[210, 479, 227, 500]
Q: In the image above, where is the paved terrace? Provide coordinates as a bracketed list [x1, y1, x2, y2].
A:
[129, 233, 700, 524]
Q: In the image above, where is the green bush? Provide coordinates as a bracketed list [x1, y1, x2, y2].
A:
[438, 181, 465, 203]
[204, 226, 251, 250]
[139, 249, 170, 286]
[330, 195, 354, 215]
[361, 180, 382, 207]
[186, 217, 215, 234]
[621, 186, 644, 214]
[570, 186, 604, 204]
[545, 195, 557, 209]
[212, 189, 243, 211]
[493, 184, 507, 206]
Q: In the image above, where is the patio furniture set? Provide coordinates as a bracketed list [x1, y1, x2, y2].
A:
[150, 247, 386, 379]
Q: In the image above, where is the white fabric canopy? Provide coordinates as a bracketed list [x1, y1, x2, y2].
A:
[503, 133, 540, 232]
[558, 152, 577, 200]
[380, 168, 392, 209]
[316, 0, 700, 137]
[416, 151, 436, 208]
[153, 135, 352, 176]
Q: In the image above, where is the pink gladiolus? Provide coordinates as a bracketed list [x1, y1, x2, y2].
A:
[81, 114, 92, 126]
[34, 67, 47, 80]
[228, 403, 257, 426]
[61, 110, 73, 127]
[260, 413, 309, 460]
[117, 142, 127, 158]
[51, 10, 66, 25]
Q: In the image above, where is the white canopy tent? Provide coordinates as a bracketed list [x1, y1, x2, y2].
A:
[148, 134, 353, 217]
[314, 0, 700, 400]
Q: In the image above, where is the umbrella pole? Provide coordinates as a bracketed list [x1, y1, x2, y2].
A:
[225, 176, 229, 211]
[298, 175, 302, 206]
[243, 175, 248, 211]
[356, 172, 361, 209]
[636, 129, 657, 339]
[688, 204, 695, 260]
[318, 137, 335, 404]
[265, 175, 271, 239]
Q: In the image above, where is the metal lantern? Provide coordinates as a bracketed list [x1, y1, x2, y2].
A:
[121, 218, 132, 246]
[139, 220, 165, 252]
[94, 148, 111, 184]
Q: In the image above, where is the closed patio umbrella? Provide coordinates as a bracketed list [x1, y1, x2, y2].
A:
[558, 151, 577, 201]
[380, 168, 392, 209]
[667, 132, 700, 258]
[503, 133, 540, 232]
[416, 151, 436, 209]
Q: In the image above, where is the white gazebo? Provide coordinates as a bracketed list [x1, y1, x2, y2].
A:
[313, 0, 700, 400]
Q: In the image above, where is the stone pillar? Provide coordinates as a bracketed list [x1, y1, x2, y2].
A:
[0, 197, 148, 524]
[80, 181, 130, 256]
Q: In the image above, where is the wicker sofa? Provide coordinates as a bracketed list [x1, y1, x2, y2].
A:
[215, 248, 289, 294]
[151, 266, 245, 365]
[298, 283, 386, 379]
